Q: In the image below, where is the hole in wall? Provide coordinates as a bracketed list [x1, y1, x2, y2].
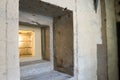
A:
[19, 0, 74, 79]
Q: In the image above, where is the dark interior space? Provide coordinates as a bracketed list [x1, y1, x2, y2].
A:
[117, 22, 120, 79]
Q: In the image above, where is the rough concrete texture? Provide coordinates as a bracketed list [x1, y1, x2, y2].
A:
[54, 13, 73, 75]
[0, 0, 20, 80]
[21, 70, 71, 80]
[97, 0, 108, 80]
[0, 0, 119, 80]
[20, 60, 52, 78]
[19, 11, 53, 27]
[76, 0, 102, 80]
[105, 0, 119, 80]
[0, 0, 7, 80]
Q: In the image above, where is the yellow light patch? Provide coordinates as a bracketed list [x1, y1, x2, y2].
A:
[19, 30, 35, 57]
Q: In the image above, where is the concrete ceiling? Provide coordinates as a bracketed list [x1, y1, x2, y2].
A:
[19, 0, 72, 17]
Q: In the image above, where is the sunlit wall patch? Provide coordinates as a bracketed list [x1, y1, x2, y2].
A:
[19, 30, 35, 57]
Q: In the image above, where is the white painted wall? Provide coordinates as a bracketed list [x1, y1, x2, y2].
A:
[76, 0, 102, 80]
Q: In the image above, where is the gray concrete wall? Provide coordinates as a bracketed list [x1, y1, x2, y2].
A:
[0, 0, 119, 80]
[0, 0, 20, 80]
[97, 0, 108, 80]
[53, 13, 73, 75]
[76, 0, 102, 80]
[105, 0, 119, 80]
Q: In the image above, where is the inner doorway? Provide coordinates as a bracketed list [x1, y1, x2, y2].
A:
[19, 24, 50, 62]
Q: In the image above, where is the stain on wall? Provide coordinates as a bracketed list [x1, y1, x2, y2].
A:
[53, 12, 74, 75]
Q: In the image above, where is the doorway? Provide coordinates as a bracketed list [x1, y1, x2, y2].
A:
[19, 0, 74, 79]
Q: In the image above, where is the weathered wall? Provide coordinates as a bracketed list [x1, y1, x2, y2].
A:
[0, 0, 119, 80]
[0, 0, 20, 80]
[97, 0, 108, 80]
[54, 13, 73, 75]
[19, 11, 53, 27]
[41, 1, 102, 80]
[0, 0, 7, 79]
[105, 0, 119, 80]
[76, 0, 102, 80]
[0, 0, 101, 80]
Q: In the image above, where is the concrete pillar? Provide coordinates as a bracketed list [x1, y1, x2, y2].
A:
[105, 0, 119, 80]
[0, 0, 20, 80]
[0, 0, 7, 80]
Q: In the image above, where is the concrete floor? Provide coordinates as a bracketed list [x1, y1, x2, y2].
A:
[21, 70, 71, 80]
[20, 60, 71, 80]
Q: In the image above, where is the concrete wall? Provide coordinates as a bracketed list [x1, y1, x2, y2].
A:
[0, 0, 20, 80]
[43, 0, 103, 80]
[76, 0, 102, 80]
[19, 11, 53, 27]
[19, 25, 42, 62]
[105, 0, 119, 80]
[97, 0, 108, 80]
[0, 0, 119, 80]
[0, 0, 101, 80]
[54, 13, 73, 75]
